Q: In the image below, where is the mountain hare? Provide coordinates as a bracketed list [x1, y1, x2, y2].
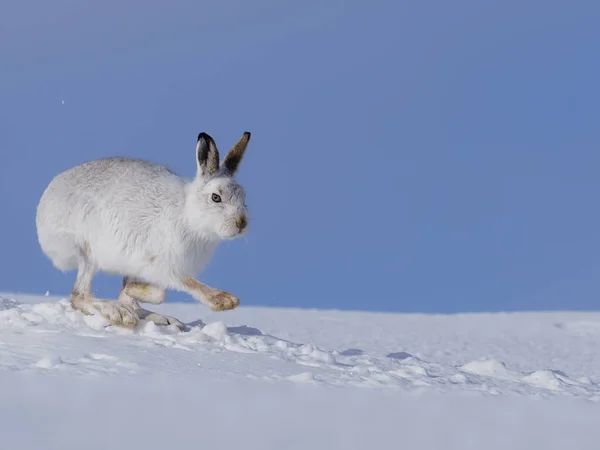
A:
[36, 131, 252, 330]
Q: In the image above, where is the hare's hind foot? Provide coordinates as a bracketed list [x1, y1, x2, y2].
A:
[136, 308, 185, 331]
[95, 301, 139, 328]
[117, 278, 184, 331]
[71, 294, 139, 328]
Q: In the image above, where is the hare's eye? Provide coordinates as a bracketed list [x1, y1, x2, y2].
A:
[211, 193, 222, 203]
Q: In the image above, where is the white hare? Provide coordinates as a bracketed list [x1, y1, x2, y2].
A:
[35, 131, 252, 330]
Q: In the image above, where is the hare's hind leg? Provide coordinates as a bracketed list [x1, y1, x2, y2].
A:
[70, 247, 139, 328]
[118, 277, 184, 331]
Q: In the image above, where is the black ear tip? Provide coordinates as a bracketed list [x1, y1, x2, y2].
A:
[197, 132, 211, 142]
[243, 131, 251, 140]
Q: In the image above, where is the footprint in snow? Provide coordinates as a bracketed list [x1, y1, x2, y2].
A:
[339, 348, 364, 356]
[386, 351, 413, 361]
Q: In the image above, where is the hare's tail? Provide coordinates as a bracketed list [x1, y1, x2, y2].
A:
[38, 231, 80, 272]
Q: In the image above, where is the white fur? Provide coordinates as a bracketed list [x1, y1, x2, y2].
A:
[35, 133, 250, 310]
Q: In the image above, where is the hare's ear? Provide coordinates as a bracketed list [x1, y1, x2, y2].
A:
[196, 132, 220, 178]
[222, 131, 251, 176]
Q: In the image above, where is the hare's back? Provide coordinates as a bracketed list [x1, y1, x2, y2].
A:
[57, 157, 179, 190]
[50, 158, 182, 201]
[39, 157, 185, 225]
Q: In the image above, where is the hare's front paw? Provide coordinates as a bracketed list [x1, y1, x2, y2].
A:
[208, 291, 240, 311]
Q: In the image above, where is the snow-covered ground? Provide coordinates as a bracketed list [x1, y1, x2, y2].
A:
[1, 292, 599, 449]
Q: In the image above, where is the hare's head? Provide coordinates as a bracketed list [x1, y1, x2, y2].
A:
[187, 131, 252, 240]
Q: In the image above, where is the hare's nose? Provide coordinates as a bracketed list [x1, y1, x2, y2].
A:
[235, 215, 248, 231]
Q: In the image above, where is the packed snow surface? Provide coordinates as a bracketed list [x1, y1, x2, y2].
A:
[0, 292, 599, 449]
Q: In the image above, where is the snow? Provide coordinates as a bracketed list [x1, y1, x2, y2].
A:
[1, 292, 599, 449]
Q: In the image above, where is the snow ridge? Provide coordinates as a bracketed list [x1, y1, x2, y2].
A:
[0, 295, 598, 401]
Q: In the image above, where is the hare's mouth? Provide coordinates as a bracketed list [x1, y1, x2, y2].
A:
[221, 226, 248, 240]
[219, 215, 248, 240]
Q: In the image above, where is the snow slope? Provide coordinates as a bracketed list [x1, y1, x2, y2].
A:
[1, 292, 599, 449]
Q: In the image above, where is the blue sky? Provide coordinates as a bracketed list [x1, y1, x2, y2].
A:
[1, 1, 599, 313]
